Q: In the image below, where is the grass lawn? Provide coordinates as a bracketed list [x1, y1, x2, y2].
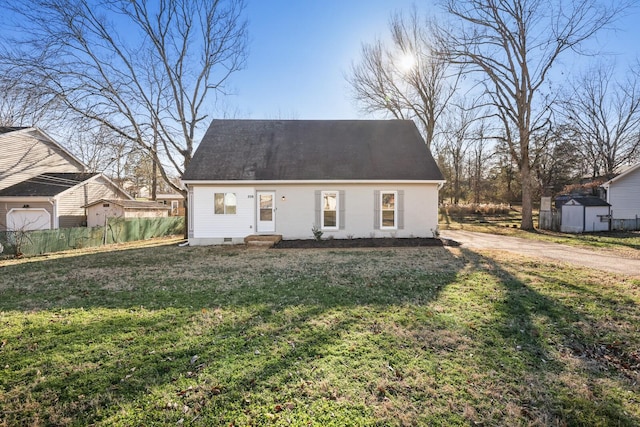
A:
[1, 239, 639, 426]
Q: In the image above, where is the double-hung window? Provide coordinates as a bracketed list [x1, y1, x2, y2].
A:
[321, 191, 338, 229]
[214, 192, 237, 214]
[380, 191, 397, 229]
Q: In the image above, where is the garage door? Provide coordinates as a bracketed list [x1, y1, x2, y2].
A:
[6, 208, 51, 231]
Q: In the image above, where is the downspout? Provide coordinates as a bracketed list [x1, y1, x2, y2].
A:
[49, 198, 57, 229]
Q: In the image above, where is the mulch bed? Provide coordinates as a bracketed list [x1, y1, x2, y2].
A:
[273, 237, 447, 249]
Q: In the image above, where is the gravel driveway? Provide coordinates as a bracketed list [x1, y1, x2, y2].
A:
[440, 230, 640, 277]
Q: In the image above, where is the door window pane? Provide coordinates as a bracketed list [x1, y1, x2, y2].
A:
[260, 194, 273, 221]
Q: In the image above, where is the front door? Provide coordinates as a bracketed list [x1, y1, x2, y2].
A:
[256, 191, 275, 233]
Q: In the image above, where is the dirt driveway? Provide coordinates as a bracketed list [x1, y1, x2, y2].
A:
[440, 230, 640, 277]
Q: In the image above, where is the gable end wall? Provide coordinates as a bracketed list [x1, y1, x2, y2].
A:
[608, 169, 640, 219]
[0, 129, 83, 190]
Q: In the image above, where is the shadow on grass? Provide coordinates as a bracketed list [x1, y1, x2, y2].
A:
[2, 242, 638, 425]
[458, 247, 640, 426]
[0, 244, 463, 425]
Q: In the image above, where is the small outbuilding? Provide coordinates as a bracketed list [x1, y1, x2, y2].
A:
[84, 199, 170, 228]
[560, 196, 611, 233]
[155, 193, 185, 216]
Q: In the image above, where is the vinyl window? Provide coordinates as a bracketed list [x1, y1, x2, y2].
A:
[322, 191, 338, 229]
[380, 191, 397, 229]
[214, 193, 237, 215]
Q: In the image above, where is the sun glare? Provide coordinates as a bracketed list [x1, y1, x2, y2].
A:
[396, 52, 416, 73]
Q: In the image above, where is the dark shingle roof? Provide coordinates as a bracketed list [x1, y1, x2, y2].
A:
[0, 126, 29, 134]
[0, 173, 98, 197]
[183, 120, 444, 181]
[568, 196, 611, 207]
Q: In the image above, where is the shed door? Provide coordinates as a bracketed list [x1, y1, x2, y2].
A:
[7, 208, 51, 231]
[256, 191, 275, 233]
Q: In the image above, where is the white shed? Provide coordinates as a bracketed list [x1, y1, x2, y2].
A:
[560, 197, 611, 233]
[84, 199, 170, 228]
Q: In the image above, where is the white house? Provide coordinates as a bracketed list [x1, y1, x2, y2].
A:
[182, 120, 445, 245]
[601, 163, 640, 230]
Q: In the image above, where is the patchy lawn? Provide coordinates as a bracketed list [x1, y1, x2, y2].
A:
[1, 240, 639, 426]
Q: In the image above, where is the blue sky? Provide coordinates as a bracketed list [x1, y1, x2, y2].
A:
[229, 0, 420, 120]
[228, 0, 640, 121]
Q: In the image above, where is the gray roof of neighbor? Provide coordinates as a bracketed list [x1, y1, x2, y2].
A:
[0, 173, 98, 197]
[183, 120, 444, 181]
[0, 126, 29, 134]
[568, 196, 611, 207]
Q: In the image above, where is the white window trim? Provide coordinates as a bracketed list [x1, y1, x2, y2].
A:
[321, 190, 339, 230]
[380, 190, 398, 230]
[214, 192, 237, 215]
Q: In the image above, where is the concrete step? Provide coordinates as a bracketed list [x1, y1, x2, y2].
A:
[244, 234, 283, 248]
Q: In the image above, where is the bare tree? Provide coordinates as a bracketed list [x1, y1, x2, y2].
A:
[439, 100, 481, 204]
[0, 70, 59, 127]
[561, 63, 640, 178]
[347, 8, 458, 149]
[0, 0, 248, 198]
[468, 121, 494, 204]
[437, 0, 628, 229]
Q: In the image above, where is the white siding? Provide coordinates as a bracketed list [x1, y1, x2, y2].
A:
[191, 186, 255, 243]
[87, 203, 125, 227]
[584, 206, 610, 232]
[188, 182, 440, 245]
[0, 129, 84, 190]
[274, 183, 439, 239]
[561, 202, 610, 233]
[608, 168, 640, 220]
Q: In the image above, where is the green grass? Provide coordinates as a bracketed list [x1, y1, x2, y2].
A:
[1, 240, 639, 426]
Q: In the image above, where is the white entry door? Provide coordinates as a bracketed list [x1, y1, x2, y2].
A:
[256, 191, 275, 233]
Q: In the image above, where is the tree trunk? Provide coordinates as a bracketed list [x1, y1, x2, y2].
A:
[520, 161, 535, 230]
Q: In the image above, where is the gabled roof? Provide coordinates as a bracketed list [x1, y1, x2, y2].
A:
[84, 199, 170, 209]
[0, 173, 99, 197]
[566, 196, 611, 207]
[601, 162, 640, 188]
[183, 120, 445, 182]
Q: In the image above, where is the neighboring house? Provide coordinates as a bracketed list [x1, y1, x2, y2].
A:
[155, 193, 185, 216]
[0, 173, 132, 231]
[84, 199, 170, 227]
[601, 162, 640, 230]
[0, 127, 85, 190]
[560, 196, 611, 233]
[182, 119, 445, 245]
